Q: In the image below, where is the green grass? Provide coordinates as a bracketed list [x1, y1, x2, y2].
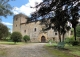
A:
[46, 42, 57, 46]
[70, 51, 80, 56]
[65, 45, 80, 56]
[0, 41, 26, 45]
[45, 43, 80, 57]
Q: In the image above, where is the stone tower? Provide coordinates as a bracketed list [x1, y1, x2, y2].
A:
[13, 14, 27, 32]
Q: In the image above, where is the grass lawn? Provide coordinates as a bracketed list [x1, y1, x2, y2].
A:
[45, 43, 80, 57]
[65, 45, 80, 57]
[0, 41, 26, 45]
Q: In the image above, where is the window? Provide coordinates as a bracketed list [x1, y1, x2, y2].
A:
[53, 37, 55, 41]
[34, 28, 36, 32]
[24, 30, 26, 33]
[16, 18, 17, 21]
[16, 25, 17, 27]
[55, 33, 57, 35]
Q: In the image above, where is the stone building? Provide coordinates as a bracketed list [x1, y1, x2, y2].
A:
[13, 14, 71, 42]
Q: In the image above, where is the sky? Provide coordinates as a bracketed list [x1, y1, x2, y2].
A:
[1, 0, 43, 32]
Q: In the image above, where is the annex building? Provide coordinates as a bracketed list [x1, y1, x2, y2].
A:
[13, 14, 71, 42]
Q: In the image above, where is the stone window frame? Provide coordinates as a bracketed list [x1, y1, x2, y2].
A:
[24, 30, 26, 33]
[34, 28, 37, 32]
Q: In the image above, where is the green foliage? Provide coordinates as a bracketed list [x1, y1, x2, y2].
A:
[71, 41, 79, 46]
[23, 35, 30, 42]
[10, 32, 22, 43]
[65, 36, 74, 45]
[76, 25, 80, 37]
[65, 36, 79, 46]
[0, 23, 8, 39]
[0, 0, 13, 18]
[31, 0, 79, 42]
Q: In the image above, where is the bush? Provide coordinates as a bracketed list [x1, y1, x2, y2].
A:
[65, 36, 79, 46]
[10, 32, 22, 44]
[65, 36, 74, 45]
[23, 35, 30, 42]
[72, 41, 79, 46]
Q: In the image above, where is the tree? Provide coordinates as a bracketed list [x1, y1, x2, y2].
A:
[52, 10, 71, 42]
[23, 35, 30, 42]
[76, 25, 80, 37]
[0, 0, 13, 18]
[0, 23, 8, 39]
[30, 0, 80, 42]
[68, 5, 80, 41]
[10, 32, 22, 44]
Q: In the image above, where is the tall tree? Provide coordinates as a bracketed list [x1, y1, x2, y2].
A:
[0, 23, 8, 39]
[30, 0, 80, 42]
[68, 4, 80, 41]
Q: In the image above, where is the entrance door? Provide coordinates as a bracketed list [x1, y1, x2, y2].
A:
[41, 36, 46, 42]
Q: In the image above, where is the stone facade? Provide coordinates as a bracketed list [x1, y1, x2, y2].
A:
[13, 14, 71, 42]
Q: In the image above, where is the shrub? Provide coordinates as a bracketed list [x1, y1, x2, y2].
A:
[65, 36, 79, 46]
[23, 35, 30, 42]
[72, 41, 79, 46]
[65, 36, 74, 45]
[10, 32, 22, 44]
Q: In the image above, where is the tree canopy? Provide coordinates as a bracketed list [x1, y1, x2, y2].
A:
[30, 0, 80, 42]
[0, 0, 13, 18]
[0, 23, 8, 39]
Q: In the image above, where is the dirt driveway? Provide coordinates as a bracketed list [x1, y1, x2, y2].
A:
[0, 43, 56, 57]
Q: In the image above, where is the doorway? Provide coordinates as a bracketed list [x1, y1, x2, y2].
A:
[41, 36, 46, 42]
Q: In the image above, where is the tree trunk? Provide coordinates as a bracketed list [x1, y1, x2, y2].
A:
[58, 31, 61, 42]
[74, 27, 76, 41]
[62, 33, 65, 42]
[62, 27, 65, 42]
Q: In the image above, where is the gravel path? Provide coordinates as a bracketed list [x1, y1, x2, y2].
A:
[0, 43, 56, 57]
